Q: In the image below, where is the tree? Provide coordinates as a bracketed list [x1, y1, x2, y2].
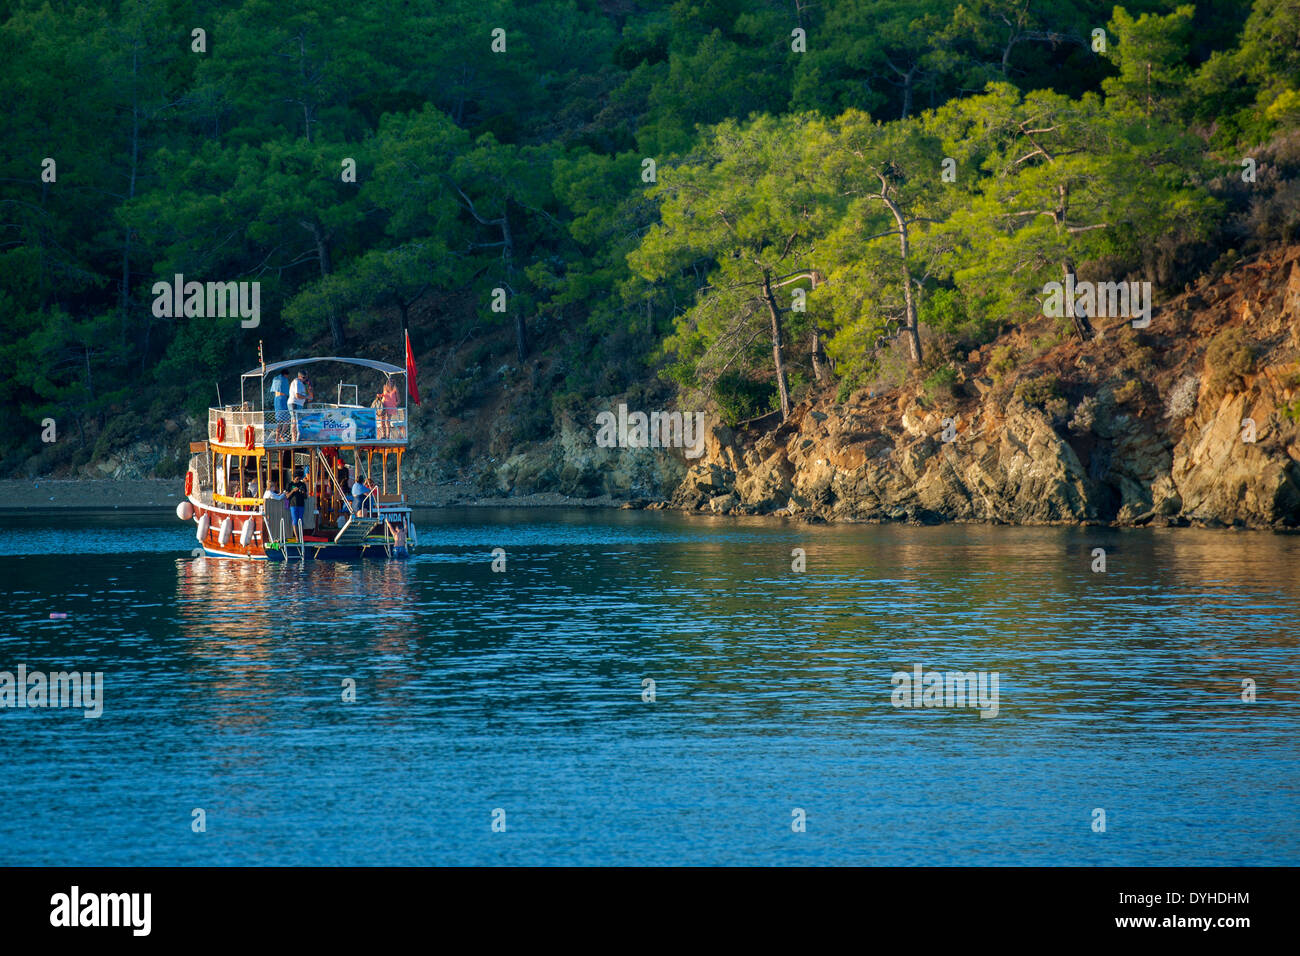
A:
[449, 137, 559, 362]
[953, 0, 1095, 82]
[192, 0, 397, 143]
[931, 83, 1219, 338]
[1101, 5, 1197, 124]
[129, 138, 371, 350]
[548, 149, 671, 337]
[811, 114, 953, 372]
[631, 114, 823, 420]
[1190, 0, 1300, 146]
[791, 0, 958, 120]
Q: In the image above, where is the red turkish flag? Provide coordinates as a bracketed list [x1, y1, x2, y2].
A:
[404, 329, 421, 405]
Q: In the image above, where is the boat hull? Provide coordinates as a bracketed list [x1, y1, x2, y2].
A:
[259, 543, 409, 561]
[185, 497, 411, 561]
[198, 544, 408, 561]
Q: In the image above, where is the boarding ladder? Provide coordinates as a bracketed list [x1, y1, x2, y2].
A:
[333, 514, 376, 546]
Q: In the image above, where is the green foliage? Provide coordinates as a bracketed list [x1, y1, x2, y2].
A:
[933, 83, 1221, 322]
[1114, 379, 1143, 405]
[0, 0, 1292, 474]
[632, 112, 824, 414]
[988, 344, 1018, 383]
[1189, 0, 1300, 147]
[1015, 374, 1061, 408]
[920, 287, 976, 339]
[436, 369, 478, 417]
[1102, 6, 1197, 124]
[1205, 327, 1257, 391]
[922, 365, 958, 404]
[713, 372, 777, 427]
[814, 112, 953, 380]
[441, 432, 473, 463]
[790, 0, 1107, 120]
[1120, 341, 1158, 377]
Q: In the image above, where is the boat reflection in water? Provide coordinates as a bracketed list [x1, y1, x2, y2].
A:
[174, 553, 420, 729]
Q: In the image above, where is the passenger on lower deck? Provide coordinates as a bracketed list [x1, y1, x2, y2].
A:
[286, 468, 309, 538]
[351, 474, 374, 516]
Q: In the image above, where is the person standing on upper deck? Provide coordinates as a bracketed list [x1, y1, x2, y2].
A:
[271, 370, 290, 411]
[378, 380, 399, 439]
[271, 369, 291, 440]
[288, 370, 310, 441]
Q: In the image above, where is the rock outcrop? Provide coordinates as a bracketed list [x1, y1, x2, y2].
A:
[492, 415, 686, 500]
[673, 244, 1300, 528]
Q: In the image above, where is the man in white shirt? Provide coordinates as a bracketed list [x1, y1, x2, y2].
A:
[288, 371, 309, 407]
[264, 482, 286, 501]
[288, 370, 310, 440]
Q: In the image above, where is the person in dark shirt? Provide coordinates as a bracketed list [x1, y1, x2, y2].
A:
[286, 468, 308, 537]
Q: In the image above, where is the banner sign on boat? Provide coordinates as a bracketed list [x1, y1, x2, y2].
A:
[294, 408, 378, 442]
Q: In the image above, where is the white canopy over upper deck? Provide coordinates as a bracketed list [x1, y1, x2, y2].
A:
[207, 356, 411, 449]
[243, 356, 406, 380]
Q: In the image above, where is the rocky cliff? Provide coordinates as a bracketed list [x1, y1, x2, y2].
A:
[674, 244, 1300, 528]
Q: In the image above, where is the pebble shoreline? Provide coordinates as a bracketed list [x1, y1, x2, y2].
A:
[0, 479, 629, 512]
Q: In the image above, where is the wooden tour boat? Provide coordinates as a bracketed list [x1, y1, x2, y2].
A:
[178, 355, 417, 561]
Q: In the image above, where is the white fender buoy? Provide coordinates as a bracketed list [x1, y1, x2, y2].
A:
[177, 501, 193, 521]
[218, 516, 233, 546]
[408, 521, 418, 546]
[196, 513, 210, 542]
[239, 518, 254, 547]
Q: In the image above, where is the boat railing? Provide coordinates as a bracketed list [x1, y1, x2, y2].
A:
[208, 405, 407, 447]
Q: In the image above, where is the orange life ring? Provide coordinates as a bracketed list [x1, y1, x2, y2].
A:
[244, 425, 255, 450]
[216, 417, 226, 442]
[185, 471, 194, 496]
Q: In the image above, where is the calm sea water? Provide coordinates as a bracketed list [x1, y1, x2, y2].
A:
[0, 508, 1296, 866]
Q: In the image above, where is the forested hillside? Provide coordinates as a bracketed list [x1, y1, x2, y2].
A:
[2, 0, 1297, 483]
